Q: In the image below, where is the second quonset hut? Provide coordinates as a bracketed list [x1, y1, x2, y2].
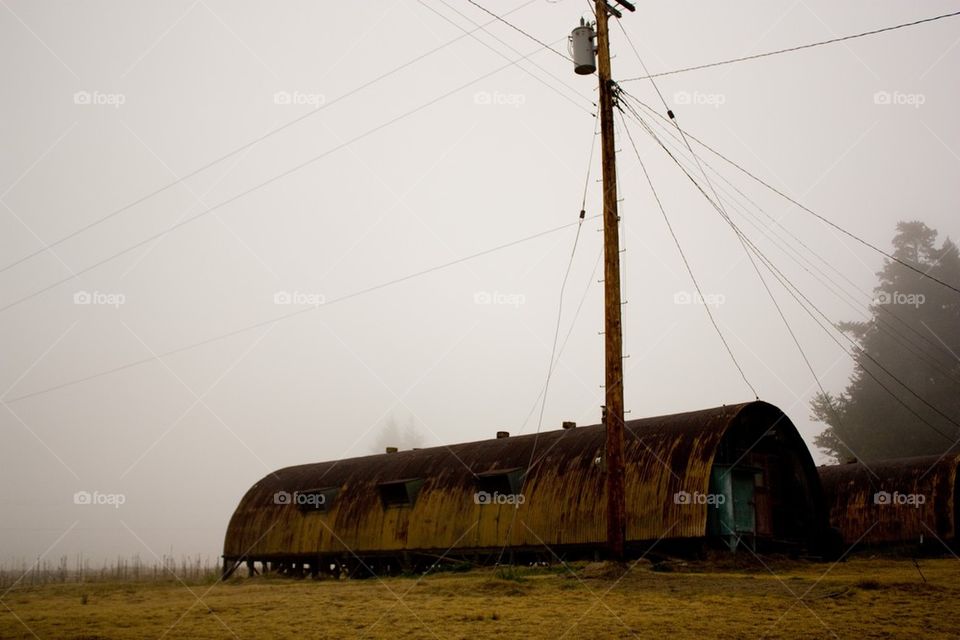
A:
[223, 401, 831, 576]
[819, 453, 960, 547]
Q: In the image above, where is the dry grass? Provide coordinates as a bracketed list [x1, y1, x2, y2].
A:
[1, 557, 958, 639]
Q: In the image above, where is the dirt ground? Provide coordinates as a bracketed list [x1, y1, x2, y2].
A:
[1, 556, 959, 639]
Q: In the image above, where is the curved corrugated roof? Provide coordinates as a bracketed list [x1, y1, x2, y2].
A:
[224, 400, 821, 558]
[819, 453, 959, 545]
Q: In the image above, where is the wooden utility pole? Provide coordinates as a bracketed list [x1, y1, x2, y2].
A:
[595, 0, 628, 562]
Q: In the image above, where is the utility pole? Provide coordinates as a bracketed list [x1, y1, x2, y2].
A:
[594, 0, 633, 562]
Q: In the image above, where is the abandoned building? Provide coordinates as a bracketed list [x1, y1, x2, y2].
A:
[819, 453, 959, 547]
[223, 401, 830, 576]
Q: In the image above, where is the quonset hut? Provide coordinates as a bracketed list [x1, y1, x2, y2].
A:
[818, 453, 960, 547]
[223, 401, 830, 576]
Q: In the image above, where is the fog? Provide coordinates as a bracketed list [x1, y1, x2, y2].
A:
[1, 0, 958, 565]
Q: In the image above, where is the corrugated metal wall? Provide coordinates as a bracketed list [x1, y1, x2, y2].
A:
[224, 401, 821, 559]
[819, 454, 959, 545]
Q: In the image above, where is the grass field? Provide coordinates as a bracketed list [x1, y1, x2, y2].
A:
[1, 556, 958, 639]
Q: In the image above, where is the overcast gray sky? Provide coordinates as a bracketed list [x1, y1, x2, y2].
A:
[2, 0, 958, 565]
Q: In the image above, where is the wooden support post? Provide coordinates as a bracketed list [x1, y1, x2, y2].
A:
[595, 0, 627, 562]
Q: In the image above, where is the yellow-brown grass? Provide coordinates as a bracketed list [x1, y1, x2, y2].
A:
[1, 557, 958, 639]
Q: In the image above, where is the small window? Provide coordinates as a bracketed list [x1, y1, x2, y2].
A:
[378, 479, 423, 508]
[296, 487, 339, 513]
[475, 468, 524, 504]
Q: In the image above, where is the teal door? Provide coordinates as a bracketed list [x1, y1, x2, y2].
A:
[732, 470, 756, 534]
[707, 467, 734, 538]
[708, 466, 757, 550]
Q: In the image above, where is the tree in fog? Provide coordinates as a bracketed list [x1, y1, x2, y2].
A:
[812, 221, 960, 462]
[369, 415, 426, 453]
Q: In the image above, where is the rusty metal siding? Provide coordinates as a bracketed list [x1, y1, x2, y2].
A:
[818, 454, 959, 545]
[224, 401, 820, 559]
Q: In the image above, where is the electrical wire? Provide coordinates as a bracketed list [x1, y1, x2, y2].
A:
[626, 100, 960, 388]
[514, 108, 600, 434]
[618, 110, 758, 399]
[629, 110, 959, 442]
[0, 39, 567, 316]
[620, 90, 960, 297]
[4, 218, 596, 404]
[494, 233, 579, 562]
[614, 46, 769, 403]
[618, 89, 959, 382]
[622, 82, 960, 396]
[498, 118, 597, 565]
[623, 109, 874, 459]
[619, 9, 960, 82]
[465, 0, 573, 62]
[0, 1, 540, 277]
[423, 0, 595, 115]
[516, 244, 602, 434]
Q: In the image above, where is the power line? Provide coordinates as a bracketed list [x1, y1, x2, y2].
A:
[501, 118, 598, 564]
[516, 109, 601, 434]
[423, 0, 594, 115]
[499, 214, 584, 565]
[528, 123, 597, 433]
[621, 90, 960, 297]
[613, 14, 668, 110]
[626, 98, 960, 388]
[618, 110, 758, 399]
[615, 53, 768, 403]
[625, 92, 960, 409]
[629, 109, 959, 442]
[465, 0, 572, 62]
[516, 243, 602, 434]
[0, 40, 566, 316]
[607, 26, 960, 378]
[624, 110, 876, 461]
[0, 1, 538, 277]
[4, 218, 595, 404]
[620, 9, 960, 82]
[621, 83, 960, 389]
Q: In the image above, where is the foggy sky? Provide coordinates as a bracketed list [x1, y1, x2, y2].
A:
[2, 0, 959, 565]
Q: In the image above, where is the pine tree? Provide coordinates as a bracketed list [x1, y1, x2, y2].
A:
[811, 221, 960, 461]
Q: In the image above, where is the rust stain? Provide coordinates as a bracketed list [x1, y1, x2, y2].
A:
[224, 401, 825, 560]
[819, 454, 959, 545]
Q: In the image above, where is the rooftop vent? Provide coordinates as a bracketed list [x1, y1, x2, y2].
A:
[496, 431, 510, 439]
[562, 421, 576, 430]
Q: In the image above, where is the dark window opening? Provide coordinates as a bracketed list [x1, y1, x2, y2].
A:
[377, 479, 423, 508]
[475, 468, 524, 500]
